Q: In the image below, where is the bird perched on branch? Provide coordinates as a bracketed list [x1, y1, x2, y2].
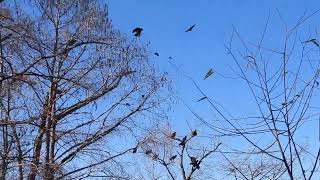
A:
[191, 130, 197, 137]
[154, 52, 159, 56]
[132, 27, 143, 37]
[145, 149, 152, 155]
[169, 155, 177, 161]
[185, 24, 196, 32]
[132, 146, 138, 153]
[190, 156, 200, 169]
[179, 136, 187, 146]
[66, 38, 77, 46]
[169, 132, 176, 139]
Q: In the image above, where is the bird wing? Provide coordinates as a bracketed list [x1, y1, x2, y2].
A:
[204, 69, 214, 80]
[197, 96, 207, 102]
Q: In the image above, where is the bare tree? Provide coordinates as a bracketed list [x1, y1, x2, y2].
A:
[0, 0, 170, 179]
[133, 126, 221, 180]
[190, 10, 320, 179]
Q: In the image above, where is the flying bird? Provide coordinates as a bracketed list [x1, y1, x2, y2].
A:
[132, 27, 143, 37]
[185, 24, 196, 32]
[197, 96, 207, 102]
[204, 68, 214, 80]
[154, 52, 159, 56]
[303, 38, 319, 47]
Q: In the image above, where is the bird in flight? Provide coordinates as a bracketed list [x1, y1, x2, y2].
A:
[132, 27, 143, 37]
[204, 68, 214, 80]
[185, 24, 196, 32]
[197, 96, 207, 102]
[154, 52, 159, 56]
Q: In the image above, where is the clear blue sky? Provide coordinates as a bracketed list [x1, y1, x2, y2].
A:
[107, 0, 320, 131]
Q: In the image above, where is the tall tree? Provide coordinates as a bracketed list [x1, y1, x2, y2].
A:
[0, 0, 169, 179]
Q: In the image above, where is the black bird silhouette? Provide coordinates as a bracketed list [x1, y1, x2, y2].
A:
[154, 52, 159, 56]
[185, 24, 196, 32]
[204, 68, 214, 80]
[190, 157, 200, 169]
[132, 27, 143, 37]
[141, 94, 145, 98]
[145, 149, 152, 155]
[170, 132, 176, 139]
[168, 57, 173, 59]
[169, 155, 177, 161]
[132, 146, 138, 153]
[179, 136, 187, 146]
[125, 103, 130, 106]
[66, 38, 77, 46]
[191, 130, 197, 137]
[197, 96, 207, 102]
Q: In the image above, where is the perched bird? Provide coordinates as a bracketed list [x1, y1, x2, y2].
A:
[190, 156, 200, 169]
[191, 130, 197, 137]
[197, 96, 207, 102]
[132, 146, 138, 153]
[154, 52, 159, 56]
[179, 136, 187, 146]
[125, 103, 130, 106]
[185, 24, 196, 32]
[66, 38, 77, 46]
[170, 132, 176, 139]
[145, 149, 152, 155]
[169, 155, 177, 161]
[141, 94, 145, 98]
[303, 38, 319, 47]
[132, 27, 143, 37]
[204, 68, 214, 80]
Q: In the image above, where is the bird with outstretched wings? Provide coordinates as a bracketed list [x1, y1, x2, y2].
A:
[132, 27, 143, 37]
[204, 68, 214, 80]
[185, 24, 196, 32]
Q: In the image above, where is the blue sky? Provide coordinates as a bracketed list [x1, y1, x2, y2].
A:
[109, 0, 320, 178]
[107, 0, 320, 133]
